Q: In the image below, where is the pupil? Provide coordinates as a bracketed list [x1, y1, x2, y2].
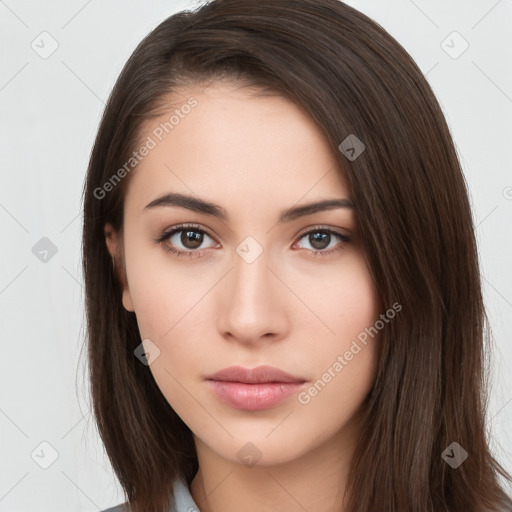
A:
[182, 230, 203, 249]
[310, 231, 330, 250]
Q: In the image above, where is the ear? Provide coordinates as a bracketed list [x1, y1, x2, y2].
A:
[104, 223, 135, 312]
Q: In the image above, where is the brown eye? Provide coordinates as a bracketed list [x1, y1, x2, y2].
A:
[294, 227, 349, 256]
[164, 227, 216, 252]
[308, 231, 331, 250]
[178, 229, 204, 249]
[154, 224, 219, 258]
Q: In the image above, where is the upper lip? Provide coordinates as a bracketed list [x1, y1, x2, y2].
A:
[206, 365, 305, 384]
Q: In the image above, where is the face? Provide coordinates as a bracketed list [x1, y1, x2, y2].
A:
[105, 81, 381, 467]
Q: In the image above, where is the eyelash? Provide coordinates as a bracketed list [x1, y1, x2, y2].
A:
[153, 223, 350, 259]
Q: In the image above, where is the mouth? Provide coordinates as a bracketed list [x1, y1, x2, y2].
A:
[205, 365, 306, 411]
[206, 365, 305, 384]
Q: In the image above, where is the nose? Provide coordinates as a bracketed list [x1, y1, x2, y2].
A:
[216, 247, 290, 346]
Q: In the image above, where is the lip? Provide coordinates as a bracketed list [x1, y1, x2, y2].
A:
[206, 365, 305, 384]
[206, 365, 306, 411]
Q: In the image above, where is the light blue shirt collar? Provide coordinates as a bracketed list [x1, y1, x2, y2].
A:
[101, 475, 200, 512]
[171, 475, 201, 512]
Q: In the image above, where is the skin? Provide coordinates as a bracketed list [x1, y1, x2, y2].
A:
[105, 81, 381, 512]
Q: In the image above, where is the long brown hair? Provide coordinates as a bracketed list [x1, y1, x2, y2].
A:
[81, 1, 512, 510]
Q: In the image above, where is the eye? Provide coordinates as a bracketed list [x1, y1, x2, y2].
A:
[153, 224, 218, 259]
[154, 224, 350, 259]
[293, 226, 350, 256]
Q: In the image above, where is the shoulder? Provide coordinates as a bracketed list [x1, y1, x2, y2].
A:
[100, 504, 130, 512]
[98, 475, 199, 512]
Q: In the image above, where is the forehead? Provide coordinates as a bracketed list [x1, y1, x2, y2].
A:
[124, 81, 349, 215]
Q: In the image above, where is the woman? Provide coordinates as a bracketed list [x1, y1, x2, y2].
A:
[82, 0, 512, 510]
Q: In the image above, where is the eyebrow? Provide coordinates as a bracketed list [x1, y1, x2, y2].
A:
[143, 192, 354, 223]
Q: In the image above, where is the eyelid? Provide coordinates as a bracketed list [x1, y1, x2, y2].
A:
[294, 224, 350, 239]
[153, 223, 218, 245]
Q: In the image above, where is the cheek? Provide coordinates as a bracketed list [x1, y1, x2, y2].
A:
[123, 234, 198, 338]
[295, 344, 378, 449]
[295, 269, 380, 434]
[298, 252, 381, 343]
[299, 256, 381, 400]
[122, 240, 209, 395]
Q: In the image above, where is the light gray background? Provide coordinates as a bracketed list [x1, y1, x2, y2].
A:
[0, 0, 511, 510]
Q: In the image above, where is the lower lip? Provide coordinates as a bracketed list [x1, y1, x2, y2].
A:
[207, 380, 304, 411]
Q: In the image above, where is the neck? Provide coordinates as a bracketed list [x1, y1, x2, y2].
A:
[189, 416, 361, 512]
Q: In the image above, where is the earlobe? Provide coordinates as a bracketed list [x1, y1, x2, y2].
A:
[104, 223, 135, 313]
[121, 288, 135, 313]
